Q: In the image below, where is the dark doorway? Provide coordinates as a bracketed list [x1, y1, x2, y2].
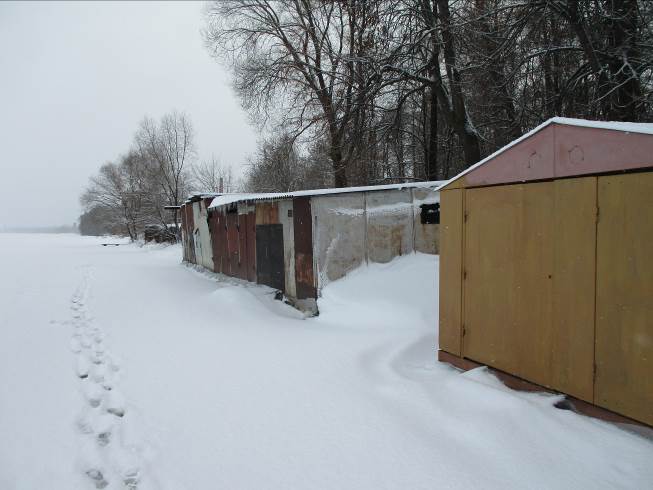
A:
[255, 224, 285, 291]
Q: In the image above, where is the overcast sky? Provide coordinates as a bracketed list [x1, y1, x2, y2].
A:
[0, 1, 256, 228]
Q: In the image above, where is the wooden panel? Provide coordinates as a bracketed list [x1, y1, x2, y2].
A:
[551, 177, 597, 401]
[438, 189, 464, 356]
[596, 172, 653, 425]
[463, 179, 596, 398]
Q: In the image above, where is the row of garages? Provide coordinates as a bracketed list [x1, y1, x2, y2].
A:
[180, 117, 653, 428]
[180, 182, 443, 313]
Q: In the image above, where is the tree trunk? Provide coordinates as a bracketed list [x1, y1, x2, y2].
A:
[426, 83, 439, 180]
[331, 145, 348, 188]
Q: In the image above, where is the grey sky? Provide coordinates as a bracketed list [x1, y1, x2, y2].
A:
[0, 1, 256, 228]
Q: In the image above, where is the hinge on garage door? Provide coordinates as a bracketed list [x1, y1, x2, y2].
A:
[464, 212, 468, 223]
[595, 206, 600, 223]
[593, 362, 597, 383]
[462, 324, 466, 337]
[463, 269, 467, 280]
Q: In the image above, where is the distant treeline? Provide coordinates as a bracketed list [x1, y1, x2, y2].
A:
[79, 111, 235, 240]
[82, 1, 653, 236]
[1, 224, 78, 234]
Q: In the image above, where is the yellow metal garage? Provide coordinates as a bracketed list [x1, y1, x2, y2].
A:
[438, 117, 653, 426]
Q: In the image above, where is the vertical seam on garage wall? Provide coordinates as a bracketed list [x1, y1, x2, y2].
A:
[460, 188, 467, 357]
[592, 176, 599, 403]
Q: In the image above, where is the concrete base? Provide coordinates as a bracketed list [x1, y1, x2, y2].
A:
[438, 350, 651, 429]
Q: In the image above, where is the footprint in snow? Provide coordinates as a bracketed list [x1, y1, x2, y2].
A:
[94, 413, 114, 446]
[86, 469, 109, 489]
[76, 356, 90, 379]
[82, 380, 104, 408]
[123, 469, 140, 489]
[79, 442, 110, 488]
[90, 363, 107, 384]
[105, 389, 126, 417]
[76, 407, 94, 435]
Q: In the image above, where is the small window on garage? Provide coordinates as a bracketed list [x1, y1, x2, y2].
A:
[420, 203, 440, 224]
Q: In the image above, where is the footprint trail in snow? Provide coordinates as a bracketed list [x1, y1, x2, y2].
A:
[69, 269, 146, 489]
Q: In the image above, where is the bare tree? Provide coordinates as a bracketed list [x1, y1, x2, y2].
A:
[190, 156, 236, 193]
[134, 111, 195, 231]
[204, 0, 384, 188]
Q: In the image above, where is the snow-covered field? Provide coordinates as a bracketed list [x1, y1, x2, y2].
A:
[0, 233, 652, 490]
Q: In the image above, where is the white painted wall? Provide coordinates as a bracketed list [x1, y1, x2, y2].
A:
[192, 201, 214, 271]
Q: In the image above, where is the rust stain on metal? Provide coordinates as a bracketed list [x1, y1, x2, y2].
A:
[246, 211, 256, 282]
[255, 202, 279, 225]
[293, 197, 316, 299]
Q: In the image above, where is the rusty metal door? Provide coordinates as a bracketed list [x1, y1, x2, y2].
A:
[208, 212, 219, 273]
[226, 212, 239, 277]
[215, 213, 226, 274]
[256, 224, 285, 291]
[293, 197, 316, 299]
[246, 211, 256, 282]
[463, 179, 596, 400]
[237, 213, 248, 280]
[595, 172, 653, 425]
[186, 205, 196, 264]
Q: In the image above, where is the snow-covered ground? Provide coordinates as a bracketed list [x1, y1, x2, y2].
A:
[0, 233, 652, 490]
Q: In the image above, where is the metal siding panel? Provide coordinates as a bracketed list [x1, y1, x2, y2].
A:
[555, 125, 653, 178]
[186, 204, 196, 264]
[463, 182, 555, 388]
[198, 201, 214, 270]
[462, 180, 597, 399]
[221, 213, 229, 274]
[255, 202, 280, 225]
[238, 213, 248, 280]
[213, 212, 222, 274]
[279, 201, 296, 299]
[412, 188, 440, 254]
[438, 189, 464, 356]
[312, 195, 365, 292]
[463, 126, 555, 188]
[293, 197, 316, 299]
[551, 177, 597, 401]
[596, 172, 653, 425]
[247, 211, 256, 282]
[365, 189, 413, 263]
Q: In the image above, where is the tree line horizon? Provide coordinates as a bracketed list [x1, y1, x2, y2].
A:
[81, 0, 652, 238]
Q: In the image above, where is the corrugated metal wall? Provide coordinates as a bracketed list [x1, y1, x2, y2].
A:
[311, 188, 440, 293]
[202, 187, 440, 314]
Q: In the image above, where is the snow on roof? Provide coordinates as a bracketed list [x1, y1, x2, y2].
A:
[437, 117, 653, 191]
[184, 192, 222, 204]
[208, 181, 444, 210]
